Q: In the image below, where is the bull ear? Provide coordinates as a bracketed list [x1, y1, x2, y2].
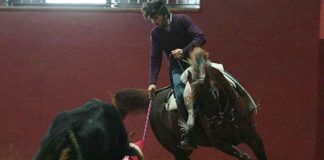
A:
[187, 71, 193, 83]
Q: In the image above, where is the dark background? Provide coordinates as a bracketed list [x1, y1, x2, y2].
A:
[0, 0, 322, 159]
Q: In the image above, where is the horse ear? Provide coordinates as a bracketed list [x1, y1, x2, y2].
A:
[187, 71, 193, 83]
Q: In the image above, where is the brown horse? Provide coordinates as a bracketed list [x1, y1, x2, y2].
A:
[114, 59, 267, 160]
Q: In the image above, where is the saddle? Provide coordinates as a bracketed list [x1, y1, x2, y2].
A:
[152, 86, 178, 111]
[164, 89, 178, 111]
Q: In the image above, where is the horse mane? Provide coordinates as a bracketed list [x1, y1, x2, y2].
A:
[188, 47, 210, 80]
[113, 88, 150, 114]
[188, 47, 210, 100]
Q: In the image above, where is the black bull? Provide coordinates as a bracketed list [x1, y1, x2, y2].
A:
[34, 99, 143, 160]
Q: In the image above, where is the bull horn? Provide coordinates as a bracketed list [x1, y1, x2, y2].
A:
[129, 143, 144, 160]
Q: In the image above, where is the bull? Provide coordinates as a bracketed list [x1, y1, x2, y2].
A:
[34, 99, 144, 160]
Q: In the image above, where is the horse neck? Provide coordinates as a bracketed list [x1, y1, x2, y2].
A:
[206, 67, 239, 111]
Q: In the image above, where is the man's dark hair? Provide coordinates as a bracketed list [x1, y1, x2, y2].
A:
[141, 0, 170, 20]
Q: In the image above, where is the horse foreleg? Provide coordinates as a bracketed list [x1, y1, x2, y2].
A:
[213, 142, 251, 160]
[244, 132, 267, 160]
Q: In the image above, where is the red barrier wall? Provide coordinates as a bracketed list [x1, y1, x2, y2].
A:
[317, 40, 324, 160]
[0, 0, 321, 159]
[317, 1, 324, 160]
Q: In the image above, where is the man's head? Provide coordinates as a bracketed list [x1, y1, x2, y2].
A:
[141, 0, 170, 20]
[141, 0, 171, 28]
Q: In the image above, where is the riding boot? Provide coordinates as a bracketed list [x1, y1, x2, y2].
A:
[178, 123, 196, 150]
[177, 106, 196, 150]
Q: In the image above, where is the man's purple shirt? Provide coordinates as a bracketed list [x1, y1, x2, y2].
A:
[149, 14, 207, 85]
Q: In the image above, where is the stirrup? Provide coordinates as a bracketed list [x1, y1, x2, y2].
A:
[177, 120, 196, 150]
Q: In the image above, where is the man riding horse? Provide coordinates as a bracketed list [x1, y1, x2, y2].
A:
[141, 0, 256, 150]
[141, 0, 206, 149]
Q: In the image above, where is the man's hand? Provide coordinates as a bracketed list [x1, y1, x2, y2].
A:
[171, 49, 184, 60]
[147, 84, 157, 98]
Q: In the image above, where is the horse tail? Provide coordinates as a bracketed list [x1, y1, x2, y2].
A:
[188, 47, 210, 79]
[113, 88, 150, 114]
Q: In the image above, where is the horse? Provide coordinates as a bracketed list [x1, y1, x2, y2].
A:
[113, 54, 267, 160]
[34, 99, 144, 160]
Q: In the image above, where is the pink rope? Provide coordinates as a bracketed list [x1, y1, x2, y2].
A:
[141, 99, 153, 143]
[123, 99, 152, 160]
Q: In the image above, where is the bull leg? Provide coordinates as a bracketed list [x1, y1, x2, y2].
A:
[245, 132, 267, 160]
[213, 142, 251, 160]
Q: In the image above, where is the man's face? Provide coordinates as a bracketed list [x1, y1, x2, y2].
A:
[150, 15, 169, 28]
